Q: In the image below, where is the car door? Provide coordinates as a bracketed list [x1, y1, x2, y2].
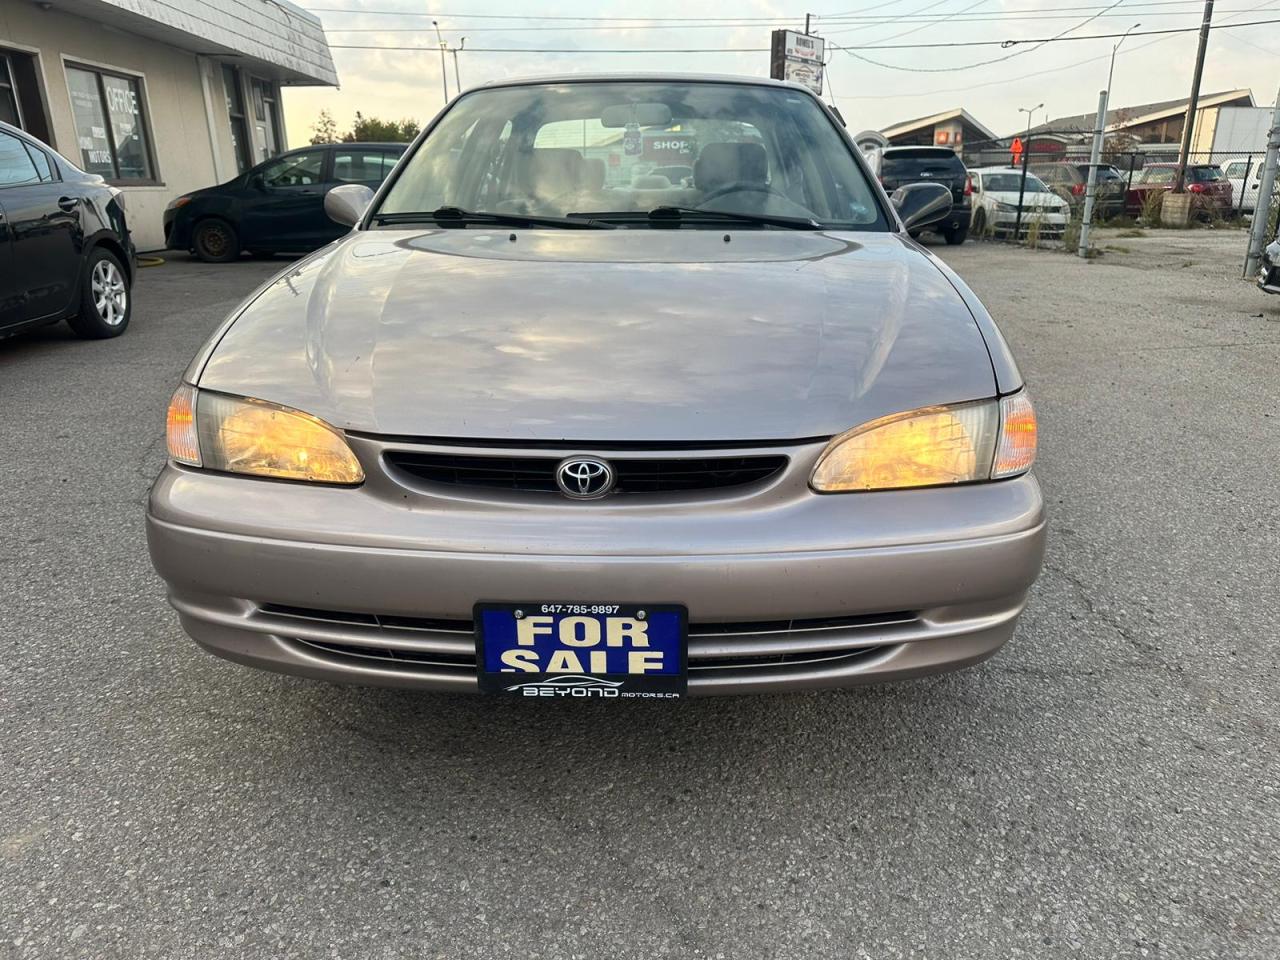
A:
[0, 130, 82, 325]
[0, 196, 16, 328]
[237, 148, 331, 251]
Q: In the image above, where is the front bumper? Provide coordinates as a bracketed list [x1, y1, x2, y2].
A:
[1260, 240, 1280, 295]
[989, 210, 1068, 236]
[146, 443, 1047, 695]
[162, 207, 191, 251]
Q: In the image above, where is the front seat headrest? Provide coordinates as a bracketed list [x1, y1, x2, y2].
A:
[695, 142, 769, 194]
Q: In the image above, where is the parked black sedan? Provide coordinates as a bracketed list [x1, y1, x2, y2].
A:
[0, 121, 134, 340]
[164, 142, 407, 262]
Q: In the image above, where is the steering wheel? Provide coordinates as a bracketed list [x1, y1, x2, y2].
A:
[698, 181, 793, 206]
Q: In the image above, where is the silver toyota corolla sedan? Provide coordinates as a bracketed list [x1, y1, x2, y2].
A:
[147, 75, 1045, 699]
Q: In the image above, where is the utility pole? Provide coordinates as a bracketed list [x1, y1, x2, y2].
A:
[805, 13, 811, 33]
[1243, 85, 1280, 278]
[1013, 103, 1043, 241]
[432, 19, 449, 103]
[1079, 22, 1141, 258]
[1172, 0, 1214, 194]
[1078, 90, 1109, 258]
[451, 37, 466, 93]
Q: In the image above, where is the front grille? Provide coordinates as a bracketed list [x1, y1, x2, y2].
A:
[384, 452, 788, 494]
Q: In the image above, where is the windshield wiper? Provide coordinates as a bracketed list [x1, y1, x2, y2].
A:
[646, 206, 821, 230]
[372, 206, 615, 229]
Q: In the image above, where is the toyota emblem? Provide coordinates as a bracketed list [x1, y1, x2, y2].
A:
[555, 456, 615, 499]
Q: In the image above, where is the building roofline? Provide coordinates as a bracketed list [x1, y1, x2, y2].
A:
[880, 107, 999, 144]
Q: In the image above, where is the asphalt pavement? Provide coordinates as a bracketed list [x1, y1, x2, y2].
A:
[2, 233, 1278, 959]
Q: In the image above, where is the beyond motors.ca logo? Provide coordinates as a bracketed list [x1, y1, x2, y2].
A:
[506, 676, 623, 698]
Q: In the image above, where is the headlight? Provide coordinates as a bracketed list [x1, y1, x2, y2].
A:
[165, 385, 364, 485]
[995, 201, 1018, 213]
[810, 393, 1036, 493]
[166, 196, 192, 211]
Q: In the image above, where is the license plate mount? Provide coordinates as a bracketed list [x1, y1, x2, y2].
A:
[474, 603, 688, 699]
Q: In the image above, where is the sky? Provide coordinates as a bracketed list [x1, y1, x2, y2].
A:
[282, 0, 1279, 148]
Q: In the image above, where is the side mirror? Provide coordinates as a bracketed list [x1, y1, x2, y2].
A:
[324, 183, 375, 227]
[248, 173, 266, 191]
[891, 182, 953, 231]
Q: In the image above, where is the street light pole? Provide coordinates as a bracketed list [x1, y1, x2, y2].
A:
[1105, 21, 1140, 95]
[432, 19, 449, 103]
[1013, 103, 1043, 241]
[1080, 22, 1141, 257]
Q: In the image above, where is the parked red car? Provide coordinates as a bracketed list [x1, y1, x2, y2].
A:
[1125, 163, 1233, 217]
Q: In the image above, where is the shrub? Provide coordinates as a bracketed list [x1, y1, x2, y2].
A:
[1140, 189, 1164, 225]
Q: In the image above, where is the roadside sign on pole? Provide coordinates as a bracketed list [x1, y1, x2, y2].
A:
[770, 30, 825, 95]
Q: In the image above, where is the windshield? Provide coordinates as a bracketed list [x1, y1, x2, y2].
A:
[375, 81, 886, 229]
[982, 173, 1050, 193]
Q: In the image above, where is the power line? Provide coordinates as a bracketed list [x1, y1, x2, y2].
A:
[830, 0, 1276, 98]
[304, 0, 1228, 21]
[323, 9, 1274, 32]
[327, 16, 1280, 52]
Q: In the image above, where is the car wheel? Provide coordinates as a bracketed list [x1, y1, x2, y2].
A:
[943, 223, 969, 245]
[192, 219, 240, 263]
[66, 247, 131, 339]
[972, 208, 987, 237]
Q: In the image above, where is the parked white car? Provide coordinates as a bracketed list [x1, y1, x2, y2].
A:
[969, 166, 1070, 239]
[1222, 157, 1264, 214]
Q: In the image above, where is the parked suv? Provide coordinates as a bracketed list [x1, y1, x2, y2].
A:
[1033, 161, 1126, 219]
[0, 120, 135, 340]
[1126, 163, 1233, 218]
[163, 142, 407, 262]
[878, 146, 971, 244]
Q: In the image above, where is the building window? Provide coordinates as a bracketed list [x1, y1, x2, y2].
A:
[0, 55, 23, 129]
[222, 64, 251, 173]
[65, 64, 155, 182]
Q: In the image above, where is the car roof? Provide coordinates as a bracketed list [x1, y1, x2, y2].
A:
[328, 141, 407, 148]
[881, 145, 958, 154]
[472, 72, 816, 95]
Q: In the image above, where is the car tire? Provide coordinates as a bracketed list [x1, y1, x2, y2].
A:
[943, 223, 969, 245]
[66, 247, 131, 339]
[192, 219, 240, 263]
[972, 208, 987, 238]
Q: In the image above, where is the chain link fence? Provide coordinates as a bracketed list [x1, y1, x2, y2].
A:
[956, 133, 1277, 224]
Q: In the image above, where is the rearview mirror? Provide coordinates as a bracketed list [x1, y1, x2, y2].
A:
[890, 183, 953, 231]
[325, 183, 375, 227]
[601, 102, 673, 128]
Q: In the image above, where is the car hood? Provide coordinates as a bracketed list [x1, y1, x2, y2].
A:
[197, 229, 998, 442]
[985, 190, 1066, 207]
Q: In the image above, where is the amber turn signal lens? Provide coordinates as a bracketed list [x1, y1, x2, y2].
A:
[165, 383, 201, 466]
[993, 392, 1037, 478]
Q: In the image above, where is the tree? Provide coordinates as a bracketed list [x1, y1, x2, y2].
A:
[342, 111, 421, 143]
[309, 108, 338, 145]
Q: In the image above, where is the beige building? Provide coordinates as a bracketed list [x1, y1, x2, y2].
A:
[0, 0, 337, 249]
